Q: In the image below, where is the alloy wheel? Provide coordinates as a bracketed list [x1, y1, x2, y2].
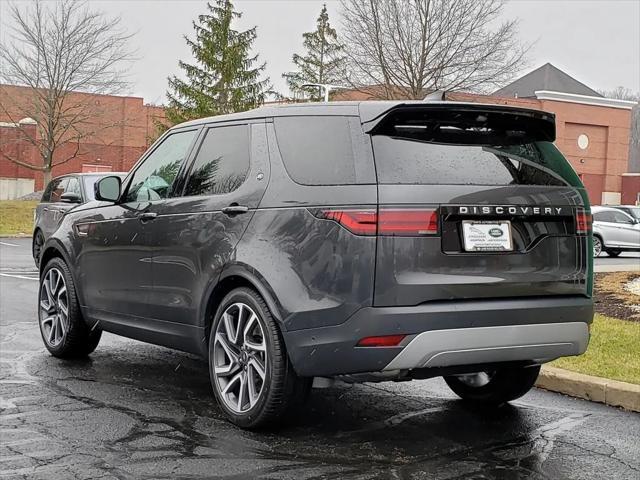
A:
[213, 302, 267, 414]
[593, 237, 602, 257]
[39, 268, 69, 347]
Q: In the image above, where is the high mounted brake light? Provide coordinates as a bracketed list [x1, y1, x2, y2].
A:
[576, 209, 592, 235]
[314, 208, 439, 236]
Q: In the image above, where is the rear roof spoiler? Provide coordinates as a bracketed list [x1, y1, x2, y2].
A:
[360, 102, 556, 143]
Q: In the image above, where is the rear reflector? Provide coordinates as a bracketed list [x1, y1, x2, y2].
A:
[576, 209, 592, 234]
[357, 335, 406, 347]
[314, 208, 439, 236]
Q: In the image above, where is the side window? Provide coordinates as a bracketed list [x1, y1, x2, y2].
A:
[184, 125, 250, 196]
[273, 116, 373, 185]
[50, 177, 69, 202]
[612, 211, 634, 224]
[125, 130, 197, 203]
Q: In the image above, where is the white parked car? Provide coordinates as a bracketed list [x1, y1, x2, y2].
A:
[591, 206, 640, 257]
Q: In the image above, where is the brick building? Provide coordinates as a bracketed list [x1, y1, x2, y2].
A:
[0, 84, 165, 197]
[335, 64, 638, 205]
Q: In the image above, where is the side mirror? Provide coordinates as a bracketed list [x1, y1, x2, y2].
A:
[95, 176, 122, 202]
[60, 192, 82, 203]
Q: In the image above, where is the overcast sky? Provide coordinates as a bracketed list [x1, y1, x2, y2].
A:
[1, 0, 638, 104]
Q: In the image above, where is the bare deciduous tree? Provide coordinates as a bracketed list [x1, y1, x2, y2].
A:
[597, 86, 640, 102]
[340, 0, 530, 99]
[0, 0, 133, 185]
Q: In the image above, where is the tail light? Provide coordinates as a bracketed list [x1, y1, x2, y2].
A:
[357, 334, 406, 347]
[378, 209, 438, 236]
[576, 209, 592, 234]
[314, 207, 439, 236]
[316, 209, 377, 235]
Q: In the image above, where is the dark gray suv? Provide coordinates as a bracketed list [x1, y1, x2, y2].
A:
[36, 101, 594, 428]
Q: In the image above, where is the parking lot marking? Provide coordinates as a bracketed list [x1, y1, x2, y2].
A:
[0, 273, 38, 281]
[0, 241, 19, 247]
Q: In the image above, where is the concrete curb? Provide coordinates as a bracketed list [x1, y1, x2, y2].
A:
[595, 265, 640, 273]
[536, 365, 640, 412]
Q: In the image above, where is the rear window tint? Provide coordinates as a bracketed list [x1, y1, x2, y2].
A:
[274, 116, 374, 185]
[372, 137, 567, 187]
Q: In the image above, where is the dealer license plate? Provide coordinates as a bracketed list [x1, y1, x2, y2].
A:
[462, 221, 513, 252]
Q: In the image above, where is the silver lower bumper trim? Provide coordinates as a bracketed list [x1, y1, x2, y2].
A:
[383, 322, 589, 371]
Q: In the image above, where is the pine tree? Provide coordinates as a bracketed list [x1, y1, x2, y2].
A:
[165, 0, 270, 125]
[283, 4, 346, 101]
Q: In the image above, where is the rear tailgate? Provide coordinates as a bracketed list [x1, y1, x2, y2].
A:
[366, 104, 591, 307]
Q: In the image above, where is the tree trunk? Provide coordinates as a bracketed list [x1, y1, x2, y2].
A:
[42, 169, 52, 190]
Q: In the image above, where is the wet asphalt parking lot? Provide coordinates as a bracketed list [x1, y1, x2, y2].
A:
[1, 238, 639, 479]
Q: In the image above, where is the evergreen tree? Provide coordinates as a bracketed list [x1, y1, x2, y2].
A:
[165, 0, 270, 125]
[283, 4, 346, 101]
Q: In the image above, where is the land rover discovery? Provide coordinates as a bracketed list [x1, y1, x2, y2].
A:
[37, 101, 593, 428]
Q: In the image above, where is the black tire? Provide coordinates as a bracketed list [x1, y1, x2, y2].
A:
[38, 257, 102, 358]
[605, 249, 622, 257]
[443, 365, 541, 405]
[208, 287, 309, 429]
[33, 230, 45, 268]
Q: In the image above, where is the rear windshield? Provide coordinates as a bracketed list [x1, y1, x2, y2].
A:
[372, 137, 569, 186]
[369, 105, 581, 187]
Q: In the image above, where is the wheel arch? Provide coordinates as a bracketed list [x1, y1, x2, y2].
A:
[39, 240, 71, 274]
[201, 264, 285, 345]
[38, 239, 88, 312]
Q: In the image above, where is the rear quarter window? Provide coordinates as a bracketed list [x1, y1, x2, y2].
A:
[273, 116, 375, 185]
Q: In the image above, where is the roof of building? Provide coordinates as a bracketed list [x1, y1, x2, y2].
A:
[493, 63, 603, 99]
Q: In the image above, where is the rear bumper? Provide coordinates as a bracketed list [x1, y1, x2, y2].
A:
[283, 296, 593, 377]
[383, 322, 588, 370]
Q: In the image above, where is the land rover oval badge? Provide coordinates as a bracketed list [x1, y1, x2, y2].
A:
[489, 228, 504, 238]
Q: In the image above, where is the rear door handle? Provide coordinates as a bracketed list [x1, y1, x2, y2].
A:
[140, 212, 158, 222]
[221, 205, 249, 215]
